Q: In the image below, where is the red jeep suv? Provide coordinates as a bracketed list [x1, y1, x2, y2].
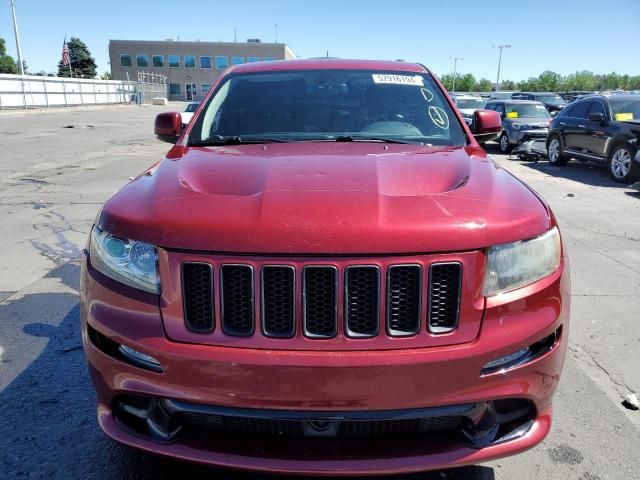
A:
[81, 59, 569, 475]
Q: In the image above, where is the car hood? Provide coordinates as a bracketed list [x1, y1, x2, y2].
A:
[100, 143, 550, 254]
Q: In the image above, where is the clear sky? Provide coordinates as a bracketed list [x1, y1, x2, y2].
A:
[1, 0, 639, 80]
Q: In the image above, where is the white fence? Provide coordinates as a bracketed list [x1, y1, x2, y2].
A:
[0, 74, 145, 110]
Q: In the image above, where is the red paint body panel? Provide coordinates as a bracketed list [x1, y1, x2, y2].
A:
[100, 144, 549, 254]
[81, 254, 569, 474]
[81, 59, 570, 474]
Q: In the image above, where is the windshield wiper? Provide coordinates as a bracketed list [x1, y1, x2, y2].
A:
[333, 135, 421, 144]
[190, 135, 290, 146]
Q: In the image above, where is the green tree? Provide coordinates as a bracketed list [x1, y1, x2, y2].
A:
[476, 78, 493, 92]
[0, 37, 18, 74]
[100, 71, 112, 80]
[439, 73, 454, 91]
[501, 79, 516, 90]
[57, 37, 97, 78]
[456, 73, 476, 92]
[537, 70, 562, 91]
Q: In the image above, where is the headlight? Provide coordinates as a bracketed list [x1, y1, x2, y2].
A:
[511, 123, 522, 130]
[89, 226, 160, 294]
[483, 227, 561, 296]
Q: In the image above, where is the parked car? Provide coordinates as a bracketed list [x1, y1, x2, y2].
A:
[489, 90, 515, 100]
[180, 102, 200, 126]
[547, 94, 640, 182]
[511, 92, 567, 114]
[451, 94, 486, 125]
[81, 59, 569, 476]
[485, 99, 552, 153]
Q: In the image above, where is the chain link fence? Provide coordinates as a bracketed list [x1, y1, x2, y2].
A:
[0, 73, 167, 110]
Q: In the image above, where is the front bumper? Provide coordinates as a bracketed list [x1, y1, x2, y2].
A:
[509, 129, 549, 145]
[81, 255, 570, 475]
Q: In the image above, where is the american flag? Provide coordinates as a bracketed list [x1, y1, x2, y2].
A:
[62, 38, 70, 66]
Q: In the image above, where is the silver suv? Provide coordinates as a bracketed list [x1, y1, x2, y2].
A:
[485, 100, 551, 153]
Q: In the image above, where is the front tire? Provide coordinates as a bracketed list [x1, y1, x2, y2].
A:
[547, 134, 568, 166]
[608, 144, 637, 183]
[499, 132, 512, 153]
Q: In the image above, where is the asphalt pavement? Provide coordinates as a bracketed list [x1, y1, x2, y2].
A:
[0, 104, 639, 479]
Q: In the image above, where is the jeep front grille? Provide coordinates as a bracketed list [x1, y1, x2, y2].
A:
[181, 261, 462, 339]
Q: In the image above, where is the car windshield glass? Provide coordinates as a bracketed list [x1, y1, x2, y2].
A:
[505, 103, 551, 119]
[609, 99, 640, 121]
[536, 95, 565, 105]
[185, 103, 199, 112]
[189, 69, 467, 146]
[456, 99, 485, 109]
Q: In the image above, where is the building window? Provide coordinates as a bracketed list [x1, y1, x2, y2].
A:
[169, 83, 181, 95]
[152, 55, 164, 67]
[231, 56, 244, 65]
[184, 55, 196, 68]
[263, 57, 277, 62]
[200, 56, 212, 69]
[215, 56, 229, 69]
[168, 55, 180, 68]
[247, 56, 261, 63]
[120, 54, 132, 67]
[201, 83, 212, 94]
[136, 54, 149, 67]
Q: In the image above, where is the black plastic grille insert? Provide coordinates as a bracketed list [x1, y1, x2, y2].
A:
[221, 265, 254, 336]
[303, 267, 338, 338]
[387, 265, 421, 336]
[345, 266, 380, 337]
[428, 263, 462, 333]
[182, 263, 214, 332]
[262, 266, 295, 338]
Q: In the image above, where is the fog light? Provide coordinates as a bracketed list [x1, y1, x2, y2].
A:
[483, 347, 531, 372]
[118, 345, 162, 372]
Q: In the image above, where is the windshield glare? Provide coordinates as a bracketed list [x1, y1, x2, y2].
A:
[185, 103, 199, 112]
[456, 99, 485, 110]
[190, 70, 467, 146]
[506, 103, 551, 119]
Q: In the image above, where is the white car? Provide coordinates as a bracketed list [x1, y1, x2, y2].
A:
[451, 95, 486, 125]
[181, 102, 200, 126]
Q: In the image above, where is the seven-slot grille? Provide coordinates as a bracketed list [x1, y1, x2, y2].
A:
[182, 262, 462, 338]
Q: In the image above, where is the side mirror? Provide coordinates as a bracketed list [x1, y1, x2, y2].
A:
[155, 112, 182, 143]
[588, 112, 605, 123]
[471, 110, 502, 143]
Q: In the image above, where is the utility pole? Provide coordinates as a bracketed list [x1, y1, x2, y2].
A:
[275, 24, 278, 43]
[493, 44, 511, 91]
[11, 0, 25, 75]
[449, 57, 463, 92]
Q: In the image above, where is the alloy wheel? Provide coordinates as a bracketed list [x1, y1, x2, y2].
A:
[610, 148, 631, 179]
[500, 134, 509, 152]
[548, 138, 560, 163]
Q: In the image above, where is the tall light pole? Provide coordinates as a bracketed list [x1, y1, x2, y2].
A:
[10, 0, 25, 75]
[450, 57, 463, 92]
[492, 44, 511, 91]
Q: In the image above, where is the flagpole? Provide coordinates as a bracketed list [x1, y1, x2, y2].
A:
[10, 0, 25, 75]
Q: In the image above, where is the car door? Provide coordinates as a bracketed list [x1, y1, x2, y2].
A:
[562, 100, 591, 152]
[585, 100, 610, 159]
[494, 102, 506, 128]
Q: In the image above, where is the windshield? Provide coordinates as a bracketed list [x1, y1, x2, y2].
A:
[456, 99, 485, 110]
[189, 69, 467, 146]
[609, 99, 640, 121]
[505, 103, 551, 119]
[536, 95, 565, 105]
[185, 103, 199, 112]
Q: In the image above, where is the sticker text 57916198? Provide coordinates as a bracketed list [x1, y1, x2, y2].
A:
[372, 74, 424, 86]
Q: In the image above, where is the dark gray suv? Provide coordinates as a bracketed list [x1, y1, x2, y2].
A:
[485, 100, 551, 153]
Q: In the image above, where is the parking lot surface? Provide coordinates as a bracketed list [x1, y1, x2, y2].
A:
[0, 105, 639, 479]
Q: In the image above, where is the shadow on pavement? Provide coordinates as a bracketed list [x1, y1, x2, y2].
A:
[484, 142, 629, 189]
[0, 263, 494, 480]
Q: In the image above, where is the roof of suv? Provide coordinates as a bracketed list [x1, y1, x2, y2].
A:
[230, 58, 427, 74]
[488, 99, 544, 104]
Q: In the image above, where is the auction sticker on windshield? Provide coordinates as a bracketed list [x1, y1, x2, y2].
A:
[372, 74, 424, 86]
